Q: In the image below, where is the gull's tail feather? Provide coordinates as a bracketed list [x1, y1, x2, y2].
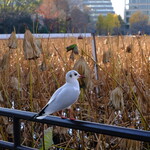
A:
[33, 104, 49, 120]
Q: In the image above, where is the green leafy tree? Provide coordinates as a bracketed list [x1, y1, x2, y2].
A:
[0, 0, 42, 14]
[104, 13, 120, 34]
[96, 15, 105, 34]
[0, 0, 42, 33]
[96, 13, 120, 35]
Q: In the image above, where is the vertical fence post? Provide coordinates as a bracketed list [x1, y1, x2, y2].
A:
[13, 117, 21, 149]
[92, 33, 100, 96]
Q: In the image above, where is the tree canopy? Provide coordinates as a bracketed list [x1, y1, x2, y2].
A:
[0, 0, 42, 33]
[0, 0, 42, 14]
[96, 13, 121, 35]
[129, 11, 149, 25]
[129, 11, 149, 34]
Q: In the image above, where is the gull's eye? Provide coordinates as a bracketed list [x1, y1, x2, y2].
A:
[74, 73, 77, 76]
[69, 74, 72, 78]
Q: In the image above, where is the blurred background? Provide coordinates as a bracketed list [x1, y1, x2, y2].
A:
[0, 0, 150, 35]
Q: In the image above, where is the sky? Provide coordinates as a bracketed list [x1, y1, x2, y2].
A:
[111, 0, 125, 19]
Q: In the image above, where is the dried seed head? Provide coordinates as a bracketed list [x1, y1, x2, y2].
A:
[11, 77, 22, 91]
[70, 51, 74, 61]
[103, 49, 112, 64]
[8, 31, 18, 49]
[6, 124, 13, 135]
[23, 29, 42, 60]
[0, 53, 9, 71]
[39, 60, 47, 71]
[78, 35, 83, 39]
[126, 44, 132, 53]
[73, 56, 93, 89]
[110, 87, 124, 111]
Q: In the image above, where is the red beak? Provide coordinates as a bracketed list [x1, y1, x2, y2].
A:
[79, 75, 85, 78]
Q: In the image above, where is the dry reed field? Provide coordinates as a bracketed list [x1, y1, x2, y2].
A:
[0, 31, 149, 149]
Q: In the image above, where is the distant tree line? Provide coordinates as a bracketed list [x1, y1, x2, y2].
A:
[0, 0, 90, 33]
[0, 0, 149, 34]
[129, 11, 150, 35]
[0, 0, 42, 33]
[96, 11, 150, 35]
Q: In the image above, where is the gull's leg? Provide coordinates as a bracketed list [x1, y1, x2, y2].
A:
[60, 110, 67, 119]
[68, 108, 75, 120]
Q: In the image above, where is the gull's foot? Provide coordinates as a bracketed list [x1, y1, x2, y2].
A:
[69, 117, 76, 120]
[61, 116, 67, 119]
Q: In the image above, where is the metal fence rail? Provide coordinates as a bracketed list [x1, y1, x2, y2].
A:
[0, 107, 150, 150]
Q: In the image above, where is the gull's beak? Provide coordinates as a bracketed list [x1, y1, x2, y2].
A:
[79, 75, 85, 78]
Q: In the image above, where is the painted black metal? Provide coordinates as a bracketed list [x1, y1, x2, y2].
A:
[13, 117, 21, 148]
[0, 140, 37, 150]
[0, 107, 150, 149]
[0, 140, 14, 149]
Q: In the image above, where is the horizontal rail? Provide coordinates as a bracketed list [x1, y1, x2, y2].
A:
[0, 107, 150, 149]
[0, 33, 91, 39]
[0, 141, 36, 150]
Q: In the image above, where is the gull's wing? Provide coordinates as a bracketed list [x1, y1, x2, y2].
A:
[35, 83, 80, 119]
[33, 84, 65, 119]
[44, 83, 80, 114]
[48, 84, 65, 104]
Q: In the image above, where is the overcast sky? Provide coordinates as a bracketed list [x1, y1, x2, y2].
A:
[111, 0, 125, 18]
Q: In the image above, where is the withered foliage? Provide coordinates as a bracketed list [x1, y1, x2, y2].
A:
[0, 35, 149, 149]
[110, 87, 124, 111]
[8, 31, 18, 49]
[73, 56, 93, 89]
[0, 53, 9, 70]
[103, 49, 112, 64]
[23, 29, 42, 60]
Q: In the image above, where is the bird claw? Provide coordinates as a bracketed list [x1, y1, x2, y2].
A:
[69, 117, 76, 120]
[61, 116, 67, 119]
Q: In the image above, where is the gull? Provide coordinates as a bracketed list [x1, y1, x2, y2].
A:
[33, 70, 84, 120]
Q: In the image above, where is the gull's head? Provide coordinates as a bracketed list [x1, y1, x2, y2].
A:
[66, 70, 84, 83]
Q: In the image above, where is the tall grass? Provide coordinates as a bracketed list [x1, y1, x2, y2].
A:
[0, 35, 149, 149]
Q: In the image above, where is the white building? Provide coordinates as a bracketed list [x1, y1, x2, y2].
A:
[82, 0, 114, 22]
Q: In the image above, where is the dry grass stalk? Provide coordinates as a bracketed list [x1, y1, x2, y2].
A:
[103, 49, 112, 64]
[0, 91, 4, 102]
[110, 87, 124, 111]
[0, 36, 149, 149]
[70, 51, 74, 60]
[8, 31, 18, 49]
[104, 39, 108, 45]
[73, 56, 93, 89]
[120, 139, 141, 150]
[26, 71, 35, 85]
[23, 29, 42, 60]
[119, 127, 141, 150]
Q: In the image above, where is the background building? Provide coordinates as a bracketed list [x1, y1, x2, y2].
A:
[125, 0, 150, 26]
[82, 0, 114, 22]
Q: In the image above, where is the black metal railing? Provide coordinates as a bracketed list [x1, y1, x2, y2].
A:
[0, 107, 150, 150]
